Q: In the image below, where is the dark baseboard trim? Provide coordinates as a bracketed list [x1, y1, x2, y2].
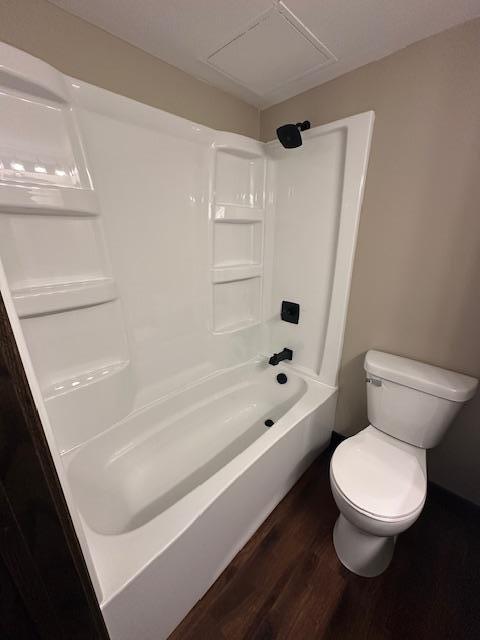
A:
[428, 481, 480, 515]
[329, 430, 346, 451]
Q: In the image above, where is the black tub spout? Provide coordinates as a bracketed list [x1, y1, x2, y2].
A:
[269, 348, 293, 366]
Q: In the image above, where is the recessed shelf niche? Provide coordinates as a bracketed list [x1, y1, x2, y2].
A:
[211, 145, 266, 335]
[0, 212, 108, 289]
[20, 300, 130, 391]
[215, 149, 265, 208]
[213, 221, 262, 268]
[213, 277, 261, 333]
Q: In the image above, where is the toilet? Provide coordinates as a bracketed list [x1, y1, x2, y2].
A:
[330, 350, 478, 577]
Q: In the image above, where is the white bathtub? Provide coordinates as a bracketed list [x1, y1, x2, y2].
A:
[65, 359, 336, 639]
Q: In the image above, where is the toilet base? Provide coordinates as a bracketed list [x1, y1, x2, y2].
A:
[333, 514, 396, 577]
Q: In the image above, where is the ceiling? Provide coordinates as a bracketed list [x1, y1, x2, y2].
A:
[49, 0, 480, 109]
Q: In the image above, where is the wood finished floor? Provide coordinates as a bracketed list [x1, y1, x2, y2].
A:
[169, 446, 480, 640]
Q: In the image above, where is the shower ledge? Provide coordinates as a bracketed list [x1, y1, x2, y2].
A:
[212, 265, 262, 284]
[214, 205, 263, 223]
[0, 183, 99, 216]
[44, 359, 134, 452]
[12, 277, 117, 317]
[212, 317, 262, 334]
[43, 360, 130, 401]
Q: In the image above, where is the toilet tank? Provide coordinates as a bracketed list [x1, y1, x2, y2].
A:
[364, 350, 477, 448]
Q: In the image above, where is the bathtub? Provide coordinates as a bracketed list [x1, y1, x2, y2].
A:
[65, 359, 336, 640]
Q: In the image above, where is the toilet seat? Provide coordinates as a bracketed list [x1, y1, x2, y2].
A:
[330, 426, 427, 521]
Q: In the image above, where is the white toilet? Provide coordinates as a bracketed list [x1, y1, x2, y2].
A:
[330, 350, 478, 577]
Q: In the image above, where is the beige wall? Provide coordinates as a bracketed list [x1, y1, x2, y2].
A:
[262, 19, 480, 504]
[0, 0, 259, 138]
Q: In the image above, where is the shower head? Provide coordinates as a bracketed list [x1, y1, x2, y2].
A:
[276, 120, 311, 148]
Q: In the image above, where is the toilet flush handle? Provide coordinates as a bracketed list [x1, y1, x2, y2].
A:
[366, 377, 382, 387]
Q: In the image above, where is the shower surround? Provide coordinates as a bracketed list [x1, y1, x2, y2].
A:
[0, 43, 373, 639]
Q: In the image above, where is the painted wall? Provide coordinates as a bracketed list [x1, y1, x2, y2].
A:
[0, 0, 259, 138]
[261, 19, 480, 504]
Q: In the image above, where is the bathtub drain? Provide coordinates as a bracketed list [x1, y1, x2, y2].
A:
[265, 419, 275, 427]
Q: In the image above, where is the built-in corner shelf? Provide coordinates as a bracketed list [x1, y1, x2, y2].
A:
[12, 277, 117, 317]
[44, 360, 130, 400]
[212, 272, 262, 333]
[213, 205, 263, 273]
[210, 144, 266, 334]
[212, 317, 262, 335]
[0, 184, 100, 217]
[44, 359, 134, 452]
[211, 265, 262, 284]
[0, 43, 134, 452]
[214, 205, 263, 223]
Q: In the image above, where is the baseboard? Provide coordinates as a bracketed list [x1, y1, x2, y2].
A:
[427, 481, 480, 515]
[329, 430, 346, 451]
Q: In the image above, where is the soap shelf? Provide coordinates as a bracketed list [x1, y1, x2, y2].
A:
[213, 318, 262, 335]
[44, 360, 130, 400]
[214, 204, 263, 223]
[212, 275, 262, 333]
[0, 183, 100, 216]
[212, 265, 262, 284]
[210, 144, 266, 334]
[12, 277, 117, 317]
[213, 204, 263, 270]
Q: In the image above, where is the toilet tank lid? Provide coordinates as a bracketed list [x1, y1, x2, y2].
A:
[364, 350, 478, 402]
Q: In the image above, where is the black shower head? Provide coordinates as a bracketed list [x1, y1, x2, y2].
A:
[276, 120, 311, 148]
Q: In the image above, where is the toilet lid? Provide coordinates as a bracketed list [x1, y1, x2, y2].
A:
[331, 427, 427, 520]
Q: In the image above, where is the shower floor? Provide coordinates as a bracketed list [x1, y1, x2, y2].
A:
[169, 441, 480, 640]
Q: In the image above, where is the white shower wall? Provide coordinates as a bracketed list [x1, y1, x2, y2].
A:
[0, 41, 373, 457]
[75, 87, 213, 407]
[73, 85, 269, 412]
[266, 128, 346, 377]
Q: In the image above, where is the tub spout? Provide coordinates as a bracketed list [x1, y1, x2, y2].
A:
[269, 348, 293, 366]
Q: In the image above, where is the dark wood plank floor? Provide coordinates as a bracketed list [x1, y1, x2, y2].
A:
[169, 445, 480, 640]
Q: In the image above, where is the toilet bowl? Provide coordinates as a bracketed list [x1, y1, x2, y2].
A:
[330, 426, 426, 576]
[330, 350, 477, 577]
